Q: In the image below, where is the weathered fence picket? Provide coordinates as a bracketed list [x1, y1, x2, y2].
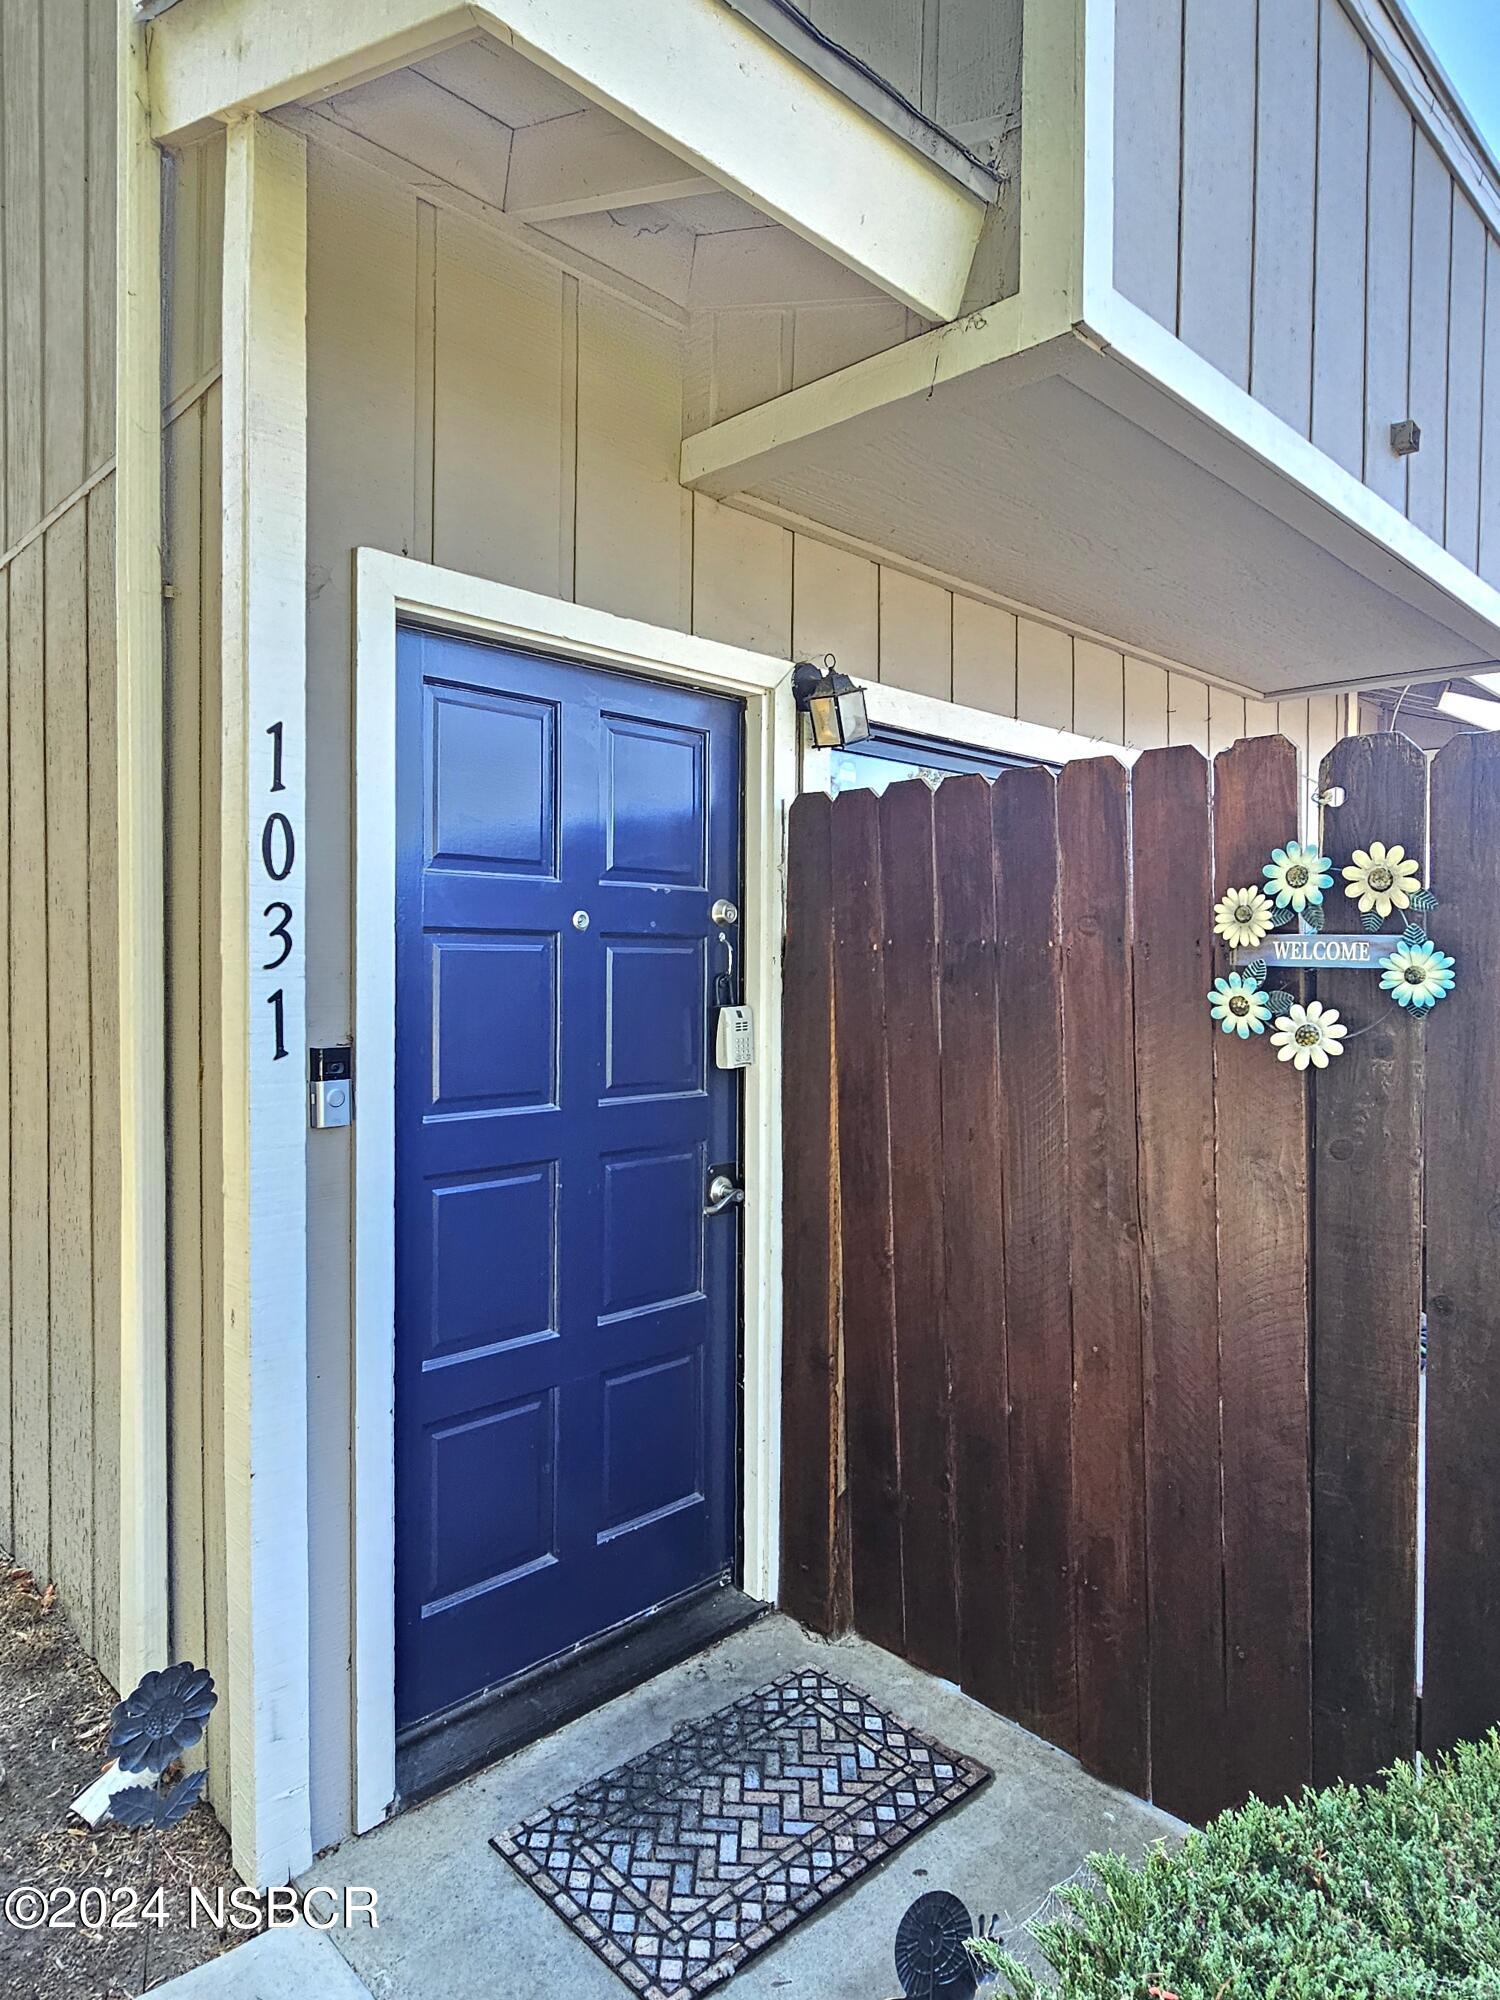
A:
[1423, 732, 1500, 1756]
[783, 730, 1498, 1824]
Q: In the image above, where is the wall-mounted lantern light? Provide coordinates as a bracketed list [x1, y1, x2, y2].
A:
[793, 657, 870, 749]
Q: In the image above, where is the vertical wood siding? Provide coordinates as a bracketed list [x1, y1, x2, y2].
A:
[1113, 0, 1500, 585]
[0, 0, 120, 1684]
[162, 129, 1353, 1851]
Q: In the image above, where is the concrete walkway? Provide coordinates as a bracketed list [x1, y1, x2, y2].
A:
[303, 1616, 1179, 2000]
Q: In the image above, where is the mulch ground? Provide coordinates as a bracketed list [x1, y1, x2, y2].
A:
[0, 1556, 258, 1998]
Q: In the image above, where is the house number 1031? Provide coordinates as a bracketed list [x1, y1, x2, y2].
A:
[262, 720, 295, 1061]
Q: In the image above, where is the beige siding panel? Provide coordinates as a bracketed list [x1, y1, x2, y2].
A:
[1307, 693, 1340, 793]
[1408, 135, 1453, 545]
[1245, 696, 1280, 738]
[433, 209, 565, 594]
[1167, 670, 1210, 752]
[1112, 0, 1184, 327]
[8, 541, 47, 1574]
[878, 567, 951, 699]
[691, 496, 791, 656]
[42, 0, 88, 512]
[1311, 1, 1369, 477]
[165, 404, 207, 1675]
[1276, 696, 1312, 786]
[165, 137, 227, 411]
[198, 390, 229, 1793]
[1251, 0, 1318, 433]
[712, 310, 790, 423]
[4, 0, 43, 543]
[1124, 656, 1170, 750]
[1179, 0, 1257, 388]
[1445, 195, 1486, 570]
[86, 0, 116, 476]
[791, 536, 879, 684]
[305, 140, 419, 1852]
[1481, 238, 1500, 586]
[1208, 685, 1247, 758]
[44, 506, 95, 1644]
[0, 568, 10, 1552]
[1364, 70, 1414, 511]
[1016, 618, 1072, 731]
[575, 289, 692, 630]
[87, 476, 120, 1687]
[791, 302, 908, 391]
[951, 595, 1017, 716]
[1072, 638, 1125, 742]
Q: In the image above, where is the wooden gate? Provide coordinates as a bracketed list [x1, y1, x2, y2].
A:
[780, 731, 1500, 1824]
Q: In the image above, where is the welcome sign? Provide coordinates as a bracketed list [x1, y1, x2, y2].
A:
[1233, 935, 1387, 970]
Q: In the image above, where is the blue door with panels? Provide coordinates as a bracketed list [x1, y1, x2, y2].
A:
[394, 627, 743, 1728]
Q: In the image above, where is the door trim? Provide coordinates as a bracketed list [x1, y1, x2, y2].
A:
[351, 549, 796, 1834]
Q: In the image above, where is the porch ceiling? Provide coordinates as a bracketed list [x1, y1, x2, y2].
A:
[682, 330, 1500, 702]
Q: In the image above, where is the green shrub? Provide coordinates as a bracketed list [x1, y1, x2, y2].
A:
[970, 1732, 1500, 1999]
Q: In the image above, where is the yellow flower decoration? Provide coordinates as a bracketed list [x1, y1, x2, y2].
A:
[1341, 840, 1421, 920]
[1213, 886, 1274, 950]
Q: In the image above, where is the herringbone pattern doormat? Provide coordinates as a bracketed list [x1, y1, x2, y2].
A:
[492, 1667, 990, 1998]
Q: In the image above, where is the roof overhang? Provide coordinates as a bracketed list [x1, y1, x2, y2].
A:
[681, 290, 1500, 701]
[143, 0, 991, 320]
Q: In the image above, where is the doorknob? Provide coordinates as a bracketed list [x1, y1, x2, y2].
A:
[704, 1170, 744, 1215]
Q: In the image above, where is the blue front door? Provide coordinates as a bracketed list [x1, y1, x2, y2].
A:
[394, 627, 743, 1729]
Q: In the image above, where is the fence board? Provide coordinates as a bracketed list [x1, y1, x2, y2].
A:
[1212, 733, 1311, 1806]
[880, 780, 960, 1680]
[993, 767, 1076, 1752]
[780, 791, 848, 1635]
[1313, 732, 1423, 1784]
[1421, 733, 1500, 1754]
[1059, 756, 1148, 1796]
[1132, 746, 1226, 1822]
[934, 776, 1009, 1712]
[830, 788, 905, 1656]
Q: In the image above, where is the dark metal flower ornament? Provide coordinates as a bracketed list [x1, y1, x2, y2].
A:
[894, 1890, 979, 2000]
[108, 1662, 218, 1774]
[110, 1768, 208, 1830]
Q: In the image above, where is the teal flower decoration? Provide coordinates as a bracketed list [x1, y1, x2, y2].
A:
[1208, 973, 1272, 1038]
[1263, 840, 1334, 912]
[1380, 941, 1456, 1009]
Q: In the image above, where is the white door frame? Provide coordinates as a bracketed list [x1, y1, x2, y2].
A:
[351, 549, 797, 1832]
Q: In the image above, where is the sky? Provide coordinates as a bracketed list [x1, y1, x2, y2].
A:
[1407, 0, 1500, 161]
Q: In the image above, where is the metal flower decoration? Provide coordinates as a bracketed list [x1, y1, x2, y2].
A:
[109, 1769, 208, 1831]
[1380, 940, 1456, 1009]
[1270, 999, 1348, 1070]
[1208, 973, 1272, 1038]
[1342, 840, 1422, 920]
[1213, 886, 1274, 951]
[894, 1891, 979, 2000]
[1262, 840, 1333, 914]
[108, 1662, 218, 1774]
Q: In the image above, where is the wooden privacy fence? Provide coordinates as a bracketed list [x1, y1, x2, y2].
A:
[780, 731, 1500, 1825]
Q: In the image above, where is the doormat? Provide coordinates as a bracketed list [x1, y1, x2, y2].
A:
[492, 1666, 991, 1999]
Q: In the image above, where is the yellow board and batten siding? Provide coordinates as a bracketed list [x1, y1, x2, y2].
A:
[0, 0, 122, 1687]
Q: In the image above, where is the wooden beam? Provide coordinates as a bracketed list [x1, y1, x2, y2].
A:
[146, 0, 986, 317]
[115, 0, 170, 1699]
[506, 106, 714, 220]
[220, 112, 313, 1887]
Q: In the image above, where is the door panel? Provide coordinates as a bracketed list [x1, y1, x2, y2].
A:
[395, 628, 742, 1728]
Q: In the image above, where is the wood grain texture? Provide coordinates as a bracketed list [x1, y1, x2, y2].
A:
[993, 766, 1076, 1751]
[44, 505, 95, 1645]
[4, 0, 43, 543]
[1313, 733, 1423, 1785]
[1212, 734, 1311, 1807]
[42, 0, 87, 513]
[87, 476, 120, 1687]
[86, 0, 116, 480]
[1059, 757, 1148, 1795]
[779, 793, 849, 1635]
[0, 567, 10, 1553]
[934, 776, 1008, 1711]
[1423, 733, 1500, 1755]
[1133, 747, 1226, 1822]
[8, 540, 48, 1576]
[831, 787, 905, 1656]
[880, 780, 959, 1679]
